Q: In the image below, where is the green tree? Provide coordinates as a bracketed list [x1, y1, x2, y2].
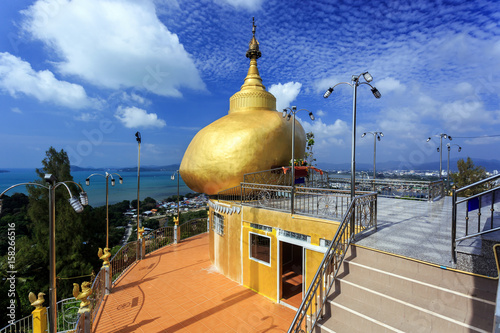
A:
[304, 132, 315, 166]
[451, 157, 488, 196]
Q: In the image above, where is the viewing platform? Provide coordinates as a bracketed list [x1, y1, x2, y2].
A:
[93, 233, 295, 332]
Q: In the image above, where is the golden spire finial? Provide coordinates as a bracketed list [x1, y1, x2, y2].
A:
[246, 17, 261, 60]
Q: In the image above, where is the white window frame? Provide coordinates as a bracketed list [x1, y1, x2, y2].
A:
[249, 232, 271, 266]
[213, 212, 224, 236]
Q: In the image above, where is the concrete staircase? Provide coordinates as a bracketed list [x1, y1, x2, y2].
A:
[316, 245, 497, 333]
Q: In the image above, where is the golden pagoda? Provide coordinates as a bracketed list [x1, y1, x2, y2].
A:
[180, 19, 306, 195]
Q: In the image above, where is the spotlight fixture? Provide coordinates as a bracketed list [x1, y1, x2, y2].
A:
[371, 87, 381, 99]
[363, 72, 373, 82]
[79, 192, 89, 206]
[69, 196, 84, 213]
[323, 87, 333, 98]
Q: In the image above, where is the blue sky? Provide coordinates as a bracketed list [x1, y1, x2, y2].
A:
[0, 0, 499, 170]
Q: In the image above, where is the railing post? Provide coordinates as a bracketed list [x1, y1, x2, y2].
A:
[83, 310, 91, 333]
[174, 217, 179, 244]
[428, 183, 432, 202]
[451, 188, 457, 264]
[103, 265, 111, 295]
[32, 306, 48, 333]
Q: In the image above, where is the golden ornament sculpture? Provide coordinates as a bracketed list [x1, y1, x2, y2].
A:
[73, 281, 92, 310]
[138, 226, 145, 238]
[98, 247, 111, 266]
[28, 292, 45, 309]
[180, 18, 305, 195]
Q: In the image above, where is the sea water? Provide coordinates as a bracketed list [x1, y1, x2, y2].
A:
[0, 169, 191, 207]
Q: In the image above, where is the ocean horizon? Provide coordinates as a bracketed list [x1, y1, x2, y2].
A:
[0, 168, 191, 207]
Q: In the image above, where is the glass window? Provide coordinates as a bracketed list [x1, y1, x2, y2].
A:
[250, 233, 271, 265]
[212, 212, 224, 236]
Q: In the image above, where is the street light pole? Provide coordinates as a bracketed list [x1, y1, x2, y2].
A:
[361, 132, 384, 180]
[135, 131, 142, 259]
[427, 133, 452, 179]
[0, 175, 88, 333]
[86, 172, 123, 248]
[282, 106, 315, 215]
[323, 72, 381, 201]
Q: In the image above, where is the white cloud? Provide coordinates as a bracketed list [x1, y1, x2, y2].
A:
[376, 77, 406, 94]
[11, 107, 22, 114]
[269, 81, 302, 112]
[75, 113, 98, 122]
[21, 0, 205, 97]
[122, 92, 150, 105]
[114, 106, 166, 128]
[0, 52, 94, 109]
[216, 0, 264, 11]
[316, 110, 326, 117]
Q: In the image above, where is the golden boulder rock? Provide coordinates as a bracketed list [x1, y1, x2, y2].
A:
[180, 20, 306, 195]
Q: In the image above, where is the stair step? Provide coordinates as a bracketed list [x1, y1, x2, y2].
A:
[338, 259, 495, 331]
[346, 245, 497, 302]
[326, 280, 490, 333]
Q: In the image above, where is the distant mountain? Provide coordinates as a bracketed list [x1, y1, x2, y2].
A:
[70, 166, 106, 172]
[117, 164, 180, 172]
[317, 158, 500, 172]
[0, 170, 9, 173]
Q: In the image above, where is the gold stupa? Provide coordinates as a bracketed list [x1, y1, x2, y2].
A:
[180, 19, 306, 195]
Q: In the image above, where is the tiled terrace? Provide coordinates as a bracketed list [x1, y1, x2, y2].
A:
[94, 234, 295, 333]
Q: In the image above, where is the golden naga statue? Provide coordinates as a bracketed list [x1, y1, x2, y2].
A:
[180, 18, 305, 195]
[73, 281, 92, 310]
[98, 247, 111, 266]
[28, 292, 45, 309]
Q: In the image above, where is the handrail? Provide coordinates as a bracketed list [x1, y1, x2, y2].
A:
[288, 192, 377, 332]
[456, 173, 500, 194]
[451, 173, 500, 264]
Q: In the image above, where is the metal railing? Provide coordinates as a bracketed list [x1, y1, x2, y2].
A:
[110, 241, 138, 285]
[451, 173, 500, 263]
[0, 314, 32, 333]
[288, 192, 377, 332]
[179, 218, 208, 240]
[328, 177, 444, 201]
[145, 226, 174, 255]
[294, 187, 352, 220]
[217, 184, 242, 201]
[243, 167, 329, 188]
[89, 270, 105, 328]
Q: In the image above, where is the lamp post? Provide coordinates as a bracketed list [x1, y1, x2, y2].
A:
[135, 131, 142, 259]
[324, 72, 381, 201]
[427, 133, 452, 179]
[171, 170, 180, 224]
[361, 132, 384, 180]
[0, 175, 88, 333]
[282, 106, 315, 214]
[446, 143, 461, 190]
[85, 172, 123, 248]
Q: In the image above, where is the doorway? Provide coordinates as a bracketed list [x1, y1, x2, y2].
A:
[280, 241, 303, 308]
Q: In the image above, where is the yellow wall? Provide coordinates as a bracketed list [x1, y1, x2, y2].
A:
[209, 200, 341, 302]
[209, 201, 242, 283]
[242, 223, 277, 300]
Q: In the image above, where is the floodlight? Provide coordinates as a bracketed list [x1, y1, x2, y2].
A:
[323, 87, 333, 98]
[426, 137, 431, 142]
[371, 87, 381, 99]
[282, 109, 288, 118]
[309, 112, 315, 121]
[458, 146, 462, 152]
[361, 133, 366, 138]
[377, 136, 381, 141]
[44, 174, 57, 185]
[443, 134, 447, 139]
[111, 178, 115, 186]
[85, 178, 90, 186]
[79, 192, 89, 206]
[135, 131, 141, 143]
[119, 177, 123, 184]
[380, 132, 384, 137]
[0, 199, 3, 214]
[363, 72, 373, 82]
[437, 147, 440, 152]
[448, 136, 452, 140]
[69, 196, 84, 213]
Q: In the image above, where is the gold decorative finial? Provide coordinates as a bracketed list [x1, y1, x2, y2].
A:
[246, 17, 261, 60]
[98, 247, 111, 266]
[73, 282, 92, 312]
[138, 226, 145, 238]
[29, 292, 45, 309]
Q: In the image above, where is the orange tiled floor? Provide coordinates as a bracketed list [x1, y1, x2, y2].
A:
[94, 234, 296, 332]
